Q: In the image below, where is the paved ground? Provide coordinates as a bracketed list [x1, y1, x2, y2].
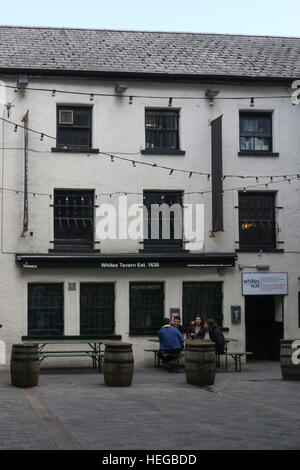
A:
[0, 361, 300, 450]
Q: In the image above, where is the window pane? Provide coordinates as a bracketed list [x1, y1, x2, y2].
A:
[143, 191, 183, 248]
[28, 284, 64, 337]
[57, 106, 91, 149]
[145, 110, 179, 150]
[183, 283, 223, 327]
[240, 136, 254, 151]
[130, 283, 164, 335]
[54, 190, 94, 249]
[74, 108, 91, 127]
[239, 193, 276, 250]
[254, 137, 271, 151]
[80, 284, 115, 335]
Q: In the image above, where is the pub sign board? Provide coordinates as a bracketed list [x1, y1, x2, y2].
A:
[242, 273, 288, 296]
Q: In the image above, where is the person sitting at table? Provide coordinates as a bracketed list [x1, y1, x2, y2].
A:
[172, 316, 184, 334]
[158, 318, 184, 363]
[206, 319, 225, 356]
[186, 315, 206, 340]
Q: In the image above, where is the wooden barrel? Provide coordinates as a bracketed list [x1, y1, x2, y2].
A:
[10, 344, 40, 388]
[280, 339, 300, 381]
[104, 342, 134, 387]
[185, 341, 216, 386]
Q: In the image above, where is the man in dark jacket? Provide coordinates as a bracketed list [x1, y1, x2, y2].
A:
[158, 318, 184, 363]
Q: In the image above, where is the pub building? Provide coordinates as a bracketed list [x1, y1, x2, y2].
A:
[0, 26, 299, 366]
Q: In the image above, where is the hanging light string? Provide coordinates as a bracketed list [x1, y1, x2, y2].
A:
[0, 82, 294, 102]
[1, 117, 299, 182]
[0, 116, 56, 141]
[0, 174, 298, 201]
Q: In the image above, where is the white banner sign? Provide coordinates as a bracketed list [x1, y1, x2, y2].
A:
[242, 273, 288, 296]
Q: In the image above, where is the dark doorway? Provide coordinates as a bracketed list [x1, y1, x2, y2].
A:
[245, 295, 283, 360]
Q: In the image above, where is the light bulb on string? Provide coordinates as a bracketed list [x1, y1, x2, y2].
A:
[90, 94, 94, 101]
[168, 98, 173, 108]
[52, 90, 56, 97]
[132, 161, 136, 167]
[111, 155, 114, 163]
[14, 125, 18, 132]
[250, 97, 255, 107]
[169, 169, 174, 175]
[189, 172, 193, 178]
[40, 134, 44, 141]
[129, 96, 133, 105]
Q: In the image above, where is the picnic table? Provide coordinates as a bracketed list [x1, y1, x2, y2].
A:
[145, 338, 250, 371]
[22, 335, 122, 372]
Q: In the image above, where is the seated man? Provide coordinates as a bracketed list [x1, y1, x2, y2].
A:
[172, 315, 184, 334]
[158, 318, 184, 363]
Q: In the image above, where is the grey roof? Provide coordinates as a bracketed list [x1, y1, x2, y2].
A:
[1, 25, 300, 79]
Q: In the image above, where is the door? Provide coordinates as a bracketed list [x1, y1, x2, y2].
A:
[245, 295, 283, 360]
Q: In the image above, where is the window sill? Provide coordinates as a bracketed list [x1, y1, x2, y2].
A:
[51, 147, 99, 154]
[236, 248, 284, 253]
[238, 151, 279, 157]
[141, 149, 185, 155]
[140, 246, 187, 253]
[49, 247, 100, 253]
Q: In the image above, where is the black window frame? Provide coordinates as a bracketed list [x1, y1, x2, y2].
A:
[182, 282, 223, 328]
[142, 190, 184, 252]
[129, 282, 164, 335]
[238, 191, 277, 252]
[53, 189, 95, 252]
[80, 283, 115, 336]
[142, 108, 185, 155]
[52, 105, 99, 153]
[239, 112, 277, 156]
[28, 283, 64, 337]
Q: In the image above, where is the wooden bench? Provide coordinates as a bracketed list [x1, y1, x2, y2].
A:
[22, 335, 121, 373]
[40, 351, 104, 372]
[219, 352, 253, 372]
[144, 349, 185, 372]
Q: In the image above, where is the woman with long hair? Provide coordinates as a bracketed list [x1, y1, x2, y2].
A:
[186, 315, 206, 340]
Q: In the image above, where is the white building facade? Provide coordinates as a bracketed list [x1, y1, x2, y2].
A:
[0, 27, 299, 365]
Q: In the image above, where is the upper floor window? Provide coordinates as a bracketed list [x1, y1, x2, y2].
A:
[239, 113, 273, 154]
[53, 189, 94, 251]
[143, 190, 183, 252]
[238, 192, 277, 252]
[142, 109, 185, 155]
[55, 106, 93, 152]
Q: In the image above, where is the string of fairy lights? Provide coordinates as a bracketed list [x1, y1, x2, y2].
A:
[1, 116, 299, 182]
[0, 85, 299, 199]
[0, 82, 297, 104]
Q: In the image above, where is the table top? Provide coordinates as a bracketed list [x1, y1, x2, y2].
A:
[147, 338, 238, 343]
[22, 339, 114, 344]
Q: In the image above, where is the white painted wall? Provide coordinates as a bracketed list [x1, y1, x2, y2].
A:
[0, 76, 299, 367]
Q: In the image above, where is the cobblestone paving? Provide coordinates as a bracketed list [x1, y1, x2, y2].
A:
[0, 362, 299, 450]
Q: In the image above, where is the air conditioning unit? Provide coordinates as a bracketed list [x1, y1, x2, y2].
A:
[59, 110, 74, 125]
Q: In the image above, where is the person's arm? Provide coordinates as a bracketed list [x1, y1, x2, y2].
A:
[186, 324, 193, 338]
[177, 329, 184, 347]
[199, 328, 206, 339]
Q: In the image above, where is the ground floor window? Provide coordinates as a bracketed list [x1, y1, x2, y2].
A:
[28, 284, 64, 336]
[182, 282, 223, 328]
[130, 282, 164, 335]
[80, 283, 115, 335]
